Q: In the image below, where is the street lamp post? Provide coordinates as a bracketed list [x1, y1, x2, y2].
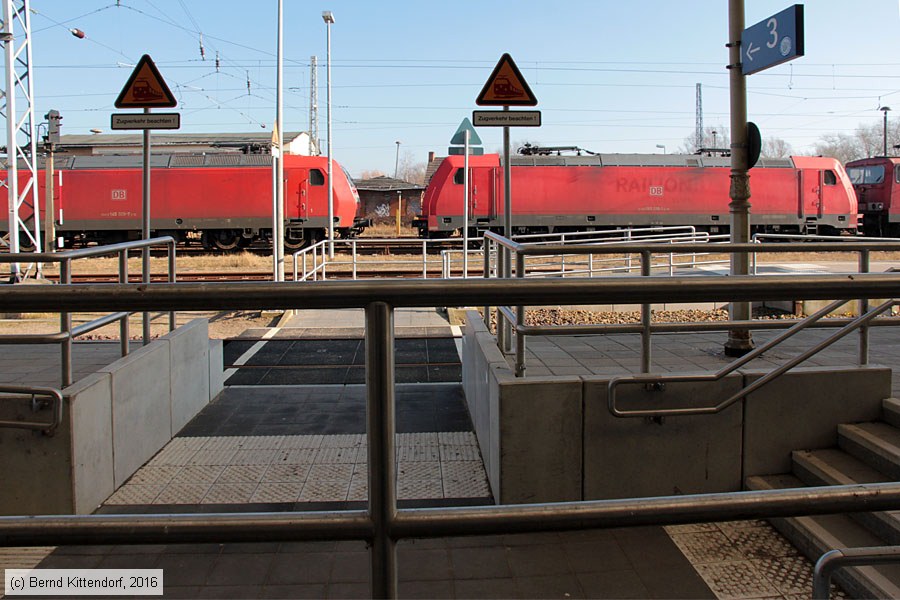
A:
[394, 141, 401, 179]
[322, 10, 335, 258]
[881, 106, 891, 157]
[655, 144, 666, 154]
[274, 0, 284, 282]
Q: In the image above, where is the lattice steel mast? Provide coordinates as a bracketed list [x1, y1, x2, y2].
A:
[309, 55, 319, 155]
[695, 83, 703, 151]
[1, 0, 41, 280]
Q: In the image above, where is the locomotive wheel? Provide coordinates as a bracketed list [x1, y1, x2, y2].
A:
[283, 233, 309, 251]
[204, 230, 242, 252]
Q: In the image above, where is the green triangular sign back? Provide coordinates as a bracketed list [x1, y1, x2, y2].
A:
[450, 118, 482, 146]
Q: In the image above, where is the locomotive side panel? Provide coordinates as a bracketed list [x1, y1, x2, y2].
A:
[1, 154, 366, 250]
[419, 154, 857, 236]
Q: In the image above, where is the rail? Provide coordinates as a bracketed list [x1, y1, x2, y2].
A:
[292, 237, 464, 281]
[607, 297, 899, 417]
[812, 546, 900, 599]
[443, 226, 727, 279]
[483, 232, 900, 377]
[3, 276, 900, 599]
[0, 237, 177, 388]
[288, 227, 719, 282]
[0, 385, 63, 435]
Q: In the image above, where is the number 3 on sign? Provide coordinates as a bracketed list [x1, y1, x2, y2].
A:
[766, 17, 778, 48]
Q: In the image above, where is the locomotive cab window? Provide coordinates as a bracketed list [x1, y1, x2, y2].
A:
[847, 165, 885, 185]
[824, 170, 837, 185]
[453, 168, 465, 185]
[310, 169, 325, 186]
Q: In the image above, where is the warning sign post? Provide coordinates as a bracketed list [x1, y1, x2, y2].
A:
[475, 54, 540, 368]
[113, 54, 178, 342]
[114, 54, 177, 109]
[476, 53, 537, 106]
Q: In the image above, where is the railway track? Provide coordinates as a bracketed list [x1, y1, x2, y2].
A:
[41, 269, 452, 283]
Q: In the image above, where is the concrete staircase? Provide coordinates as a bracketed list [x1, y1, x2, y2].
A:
[747, 398, 900, 599]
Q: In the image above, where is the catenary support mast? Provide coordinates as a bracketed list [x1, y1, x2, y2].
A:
[1, 0, 41, 280]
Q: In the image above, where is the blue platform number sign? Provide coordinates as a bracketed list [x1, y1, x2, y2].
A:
[741, 4, 804, 76]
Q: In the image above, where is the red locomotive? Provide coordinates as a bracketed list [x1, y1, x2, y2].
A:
[4, 153, 365, 251]
[415, 153, 858, 238]
[845, 156, 900, 237]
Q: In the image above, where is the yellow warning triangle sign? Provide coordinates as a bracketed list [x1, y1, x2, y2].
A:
[476, 53, 537, 107]
[114, 54, 177, 109]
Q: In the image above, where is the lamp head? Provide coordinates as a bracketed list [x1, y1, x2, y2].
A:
[322, 11, 335, 24]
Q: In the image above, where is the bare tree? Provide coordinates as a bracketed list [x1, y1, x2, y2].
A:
[679, 126, 730, 154]
[396, 150, 426, 185]
[810, 119, 900, 162]
[358, 169, 386, 181]
[761, 137, 793, 158]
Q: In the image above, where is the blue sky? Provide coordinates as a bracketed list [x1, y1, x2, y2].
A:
[24, 1, 900, 177]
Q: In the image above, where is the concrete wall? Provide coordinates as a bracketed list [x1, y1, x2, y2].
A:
[742, 366, 889, 477]
[462, 312, 893, 503]
[583, 375, 743, 500]
[0, 319, 222, 515]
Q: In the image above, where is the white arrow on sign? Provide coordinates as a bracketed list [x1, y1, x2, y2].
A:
[746, 41, 760, 62]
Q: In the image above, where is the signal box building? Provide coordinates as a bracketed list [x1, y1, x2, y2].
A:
[354, 176, 425, 227]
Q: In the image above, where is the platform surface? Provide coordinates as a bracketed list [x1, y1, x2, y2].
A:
[0, 305, 873, 598]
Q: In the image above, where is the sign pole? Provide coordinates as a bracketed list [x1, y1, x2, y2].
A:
[725, 0, 754, 356]
[142, 106, 151, 344]
[463, 129, 469, 279]
[501, 106, 512, 351]
[44, 147, 54, 253]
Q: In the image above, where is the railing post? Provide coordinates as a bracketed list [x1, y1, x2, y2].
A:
[167, 240, 176, 331]
[641, 250, 652, 373]
[60, 258, 73, 387]
[421, 240, 427, 279]
[515, 251, 526, 377]
[497, 243, 509, 352]
[859, 249, 870, 365]
[483, 237, 491, 329]
[118, 251, 129, 358]
[365, 301, 397, 599]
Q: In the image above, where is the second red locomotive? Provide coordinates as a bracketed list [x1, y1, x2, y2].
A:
[846, 156, 900, 237]
[5, 153, 365, 251]
[415, 153, 858, 238]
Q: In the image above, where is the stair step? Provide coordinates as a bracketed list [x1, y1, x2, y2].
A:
[747, 474, 900, 599]
[793, 448, 900, 544]
[838, 422, 900, 479]
[883, 398, 900, 429]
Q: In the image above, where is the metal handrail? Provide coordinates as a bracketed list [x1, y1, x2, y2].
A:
[4, 277, 900, 599]
[483, 232, 900, 378]
[813, 546, 900, 599]
[292, 237, 474, 281]
[0, 236, 177, 387]
[0, 385, 64, 434]
[608, 298, 898, 418]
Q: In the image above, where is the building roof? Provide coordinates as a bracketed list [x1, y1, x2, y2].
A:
[424, 156, 445, 185]
[354, 175, 425, 192]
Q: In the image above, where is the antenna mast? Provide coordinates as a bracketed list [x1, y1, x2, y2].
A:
[309, 56, 319, 155]
[695, 83, 703, 151]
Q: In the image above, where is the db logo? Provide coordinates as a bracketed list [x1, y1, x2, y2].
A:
[649, 186, 664, 197]
[112, 189, 127, 201]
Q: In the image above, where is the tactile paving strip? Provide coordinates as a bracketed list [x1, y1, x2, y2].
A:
[666, 521, 847, 599]
[106, 431, 490, 505]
